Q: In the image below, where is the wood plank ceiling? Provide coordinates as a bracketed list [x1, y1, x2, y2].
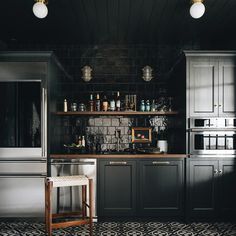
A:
[0, 0, 236, 44]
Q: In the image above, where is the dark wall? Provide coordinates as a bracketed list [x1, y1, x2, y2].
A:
[5, 42, 200, 154]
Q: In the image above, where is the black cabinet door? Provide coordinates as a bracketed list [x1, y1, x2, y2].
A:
[218, 159, 236, 217]
[138, 159, 184, 216]
[187, 160, 218, 218]
[98, 159, 136, 216]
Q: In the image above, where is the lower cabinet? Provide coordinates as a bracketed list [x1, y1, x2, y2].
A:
[98, 160, 137, 216]
[186, 158, 236, 219]
[98, 158, 184, 217]
[138, 160, 184, 216]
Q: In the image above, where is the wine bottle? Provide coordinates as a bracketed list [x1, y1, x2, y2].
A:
[102, 95, 108, 111]
[110, 92, 115, 111]
[89, 94, 94, 112]
[116, 91, 121, 111]
[95, 93, 101, 111]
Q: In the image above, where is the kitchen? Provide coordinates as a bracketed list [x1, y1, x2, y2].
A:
[0, 0, 236, 235]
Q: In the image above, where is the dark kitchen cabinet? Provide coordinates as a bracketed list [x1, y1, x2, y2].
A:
[186, 158, 236, 219]
[138, 159, 184, 216]
[98, 158, 185, 217]
[186, 159, 218, 218]
[186, 52, 236, 117]
[98, 159, 137, 216]
[218, 159, 236, 217]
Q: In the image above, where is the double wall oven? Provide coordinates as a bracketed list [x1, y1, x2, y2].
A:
[188, 118, 236, 156]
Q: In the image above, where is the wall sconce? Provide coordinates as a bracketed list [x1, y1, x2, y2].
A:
[142, 66, 153, 82]
[33, 0, 48, 19]
[190, 0, 205, 19]
[82, 66, 92, 82]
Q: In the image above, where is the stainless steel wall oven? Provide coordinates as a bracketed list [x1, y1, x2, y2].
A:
[189, 118, 236, 156]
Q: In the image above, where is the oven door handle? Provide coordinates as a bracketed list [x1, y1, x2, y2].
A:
[189, 128, 236, 132]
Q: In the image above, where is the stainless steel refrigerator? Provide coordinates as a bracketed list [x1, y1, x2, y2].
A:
[0, 52, 62, 217]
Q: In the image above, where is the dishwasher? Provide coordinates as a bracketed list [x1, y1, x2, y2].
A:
[50, 159, 97, 221]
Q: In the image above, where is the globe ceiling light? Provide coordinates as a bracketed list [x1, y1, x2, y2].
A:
[33, 0, 48, 19]
[190, 0, 205, 19]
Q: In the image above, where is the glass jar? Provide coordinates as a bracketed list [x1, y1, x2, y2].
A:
[78, 103, 86, 111]
[71, 102, 77, 112]
[145, 100, 151, 112]
[140, 100, 145, 112]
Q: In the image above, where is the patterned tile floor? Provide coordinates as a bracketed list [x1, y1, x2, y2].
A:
[0, 218, 236, 236]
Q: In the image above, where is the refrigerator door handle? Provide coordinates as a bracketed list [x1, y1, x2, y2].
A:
[0, 173, 47, 178]
[0, 159, 46, 163]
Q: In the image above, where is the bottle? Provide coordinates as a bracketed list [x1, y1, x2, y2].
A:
[145, 100, 151, 112]
[116, 91, 121, 111]
[140, 100, 145, 112]
[151, 99, 156, 111]
[89, 94, 94, 112]
[110, 92, 115, 111]
[81, 136, 86, 147]
[95, 93, 101, 111]
[102, 95, 108, 112]
[78, 136, 82, 146]
[63, 99, 68, 112]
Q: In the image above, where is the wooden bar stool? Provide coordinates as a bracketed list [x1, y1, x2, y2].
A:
[45, 175, 93, 236]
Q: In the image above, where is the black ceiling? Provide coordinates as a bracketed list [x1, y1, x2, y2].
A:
[1, 0, 236, 44]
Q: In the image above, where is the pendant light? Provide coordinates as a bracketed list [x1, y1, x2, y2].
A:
[33, 0, 48, 19]
[190, 0, 205, 19]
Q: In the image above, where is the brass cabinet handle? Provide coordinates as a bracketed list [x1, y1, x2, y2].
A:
[214, 169, 218, 174]
[219, 169, 223, 174]
[219, 104, 222, 107]
[214, 104, 217, 107]
[152, 161, 170, 165]
[109, 161, 127, 165]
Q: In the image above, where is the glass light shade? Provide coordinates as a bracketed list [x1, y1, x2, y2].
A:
[33, 2, 48, 19]
[190, 2, 205, 19]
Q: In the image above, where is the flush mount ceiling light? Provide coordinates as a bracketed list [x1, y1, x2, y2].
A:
[33, 0, 48, 19]
[190, 0, 205, 19]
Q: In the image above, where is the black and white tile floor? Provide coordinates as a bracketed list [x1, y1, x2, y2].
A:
[0, 219, 236, 236]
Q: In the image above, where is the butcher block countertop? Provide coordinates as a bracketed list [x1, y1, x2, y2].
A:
[50, 153, 188, 159]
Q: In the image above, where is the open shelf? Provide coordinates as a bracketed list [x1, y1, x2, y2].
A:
[54, 111, 178, 116]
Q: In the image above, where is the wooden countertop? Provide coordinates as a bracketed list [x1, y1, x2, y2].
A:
[50, 154, 188, 159]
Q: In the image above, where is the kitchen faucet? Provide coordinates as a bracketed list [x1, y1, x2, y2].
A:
[115, 129, 121, 152]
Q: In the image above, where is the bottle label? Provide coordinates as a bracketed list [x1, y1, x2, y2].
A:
[116, 100, 121, 108]
[110, 100, 115, 111]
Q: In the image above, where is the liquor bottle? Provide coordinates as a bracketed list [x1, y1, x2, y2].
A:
[89, 94, 94, 112]
[81, 135, 86, 147]
[95, 93, 101, 111]
[63, 99, 68, 112]
[102, 95, 108, 111]
[151, 99, 156, 111]
[110, 92, 115, 111]
[116, 91, 121, 111]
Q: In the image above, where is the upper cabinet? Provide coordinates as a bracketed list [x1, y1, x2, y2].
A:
[186, 51, 236, 117]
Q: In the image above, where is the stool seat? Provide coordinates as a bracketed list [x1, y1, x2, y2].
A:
[47, 175, 89, 187]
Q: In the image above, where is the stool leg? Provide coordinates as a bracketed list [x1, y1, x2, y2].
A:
[82, 185, 86, 219]
[46, 181, 53, 236]
[89, 179, 93, 236]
